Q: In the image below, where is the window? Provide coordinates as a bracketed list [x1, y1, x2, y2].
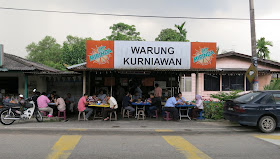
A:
[222, 75, 244, 91]
[204, 74, 220, 91]
[272, 94, 280, 104]
[180, 76, 191, 92]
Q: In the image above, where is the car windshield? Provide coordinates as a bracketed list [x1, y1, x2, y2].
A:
[233, 92, 262, 103]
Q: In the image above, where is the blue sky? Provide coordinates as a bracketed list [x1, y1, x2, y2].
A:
[0, 0, 279, 61]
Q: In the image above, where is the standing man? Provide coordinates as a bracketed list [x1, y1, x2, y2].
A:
[78, 94, 93, 120]
[164, 94, 180, 121]
[103, 95, 118, 121]
[154, 83, 162, 98]
[37, 92, 53, 117]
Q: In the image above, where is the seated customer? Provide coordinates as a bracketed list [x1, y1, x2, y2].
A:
[37, 92, 53, 117]
[54, 95, 66, 112]
[97, 90, 106, 101]
[147, 93, 161, 117]
[78, 94, 93, 120]
[178, 92, 188, 105]
[122, 92, 135, 114]
[103, 95, 118, 121]
[65, 93, 75, 113]
[191, 95, 204, 120]
[164, 95, 180, 121]
[87, 94, 99, 103]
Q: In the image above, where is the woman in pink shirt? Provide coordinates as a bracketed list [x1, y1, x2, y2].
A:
[78, 94, 93, 120]
[54, 95, 66, 112]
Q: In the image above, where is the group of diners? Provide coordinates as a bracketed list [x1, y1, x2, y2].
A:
[77, 90, 204, 121]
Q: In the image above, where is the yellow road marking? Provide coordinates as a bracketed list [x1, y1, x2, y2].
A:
[162, 136, 212, 159]
[155, 129, 174, 132]
[47, 135, 81, 159]
[254, 135, 280, 140]
[67, 128, 87, 131]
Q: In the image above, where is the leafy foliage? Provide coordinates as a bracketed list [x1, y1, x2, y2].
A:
[62, 35, 92, 66]
[155, 22, 188, 41]
[26, 36, 65, 70]
[203, 90, 242, 120]
[257, 37, 273, 60]
[103, 22, 144, 41]
[210, 90, 242, 101]
[264, 80, 280, 90]
[203, 101, 224, 120]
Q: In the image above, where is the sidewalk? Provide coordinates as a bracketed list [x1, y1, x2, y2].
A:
[0, 117, 258, 135]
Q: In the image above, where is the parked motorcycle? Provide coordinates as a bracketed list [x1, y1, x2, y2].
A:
[0, 99, 43, 125]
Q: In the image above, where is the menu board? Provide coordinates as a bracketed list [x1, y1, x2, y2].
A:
[104, 77, 115, 86]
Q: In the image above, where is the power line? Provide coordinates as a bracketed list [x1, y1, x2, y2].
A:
[0, 7, 280, 21]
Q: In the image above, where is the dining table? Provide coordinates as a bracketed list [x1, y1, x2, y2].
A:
[88, 104, 110, 119]
[131, 102, 151, 118]
[176, 104, 195, 120]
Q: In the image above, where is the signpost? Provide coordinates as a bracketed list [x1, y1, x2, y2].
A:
[246, 64, 257, 83]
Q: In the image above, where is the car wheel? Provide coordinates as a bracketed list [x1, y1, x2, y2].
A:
[258, 116, 276, 133]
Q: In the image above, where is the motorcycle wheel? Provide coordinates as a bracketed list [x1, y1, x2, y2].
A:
[35, 111, 43, 122]
[0, 108, 16, 125]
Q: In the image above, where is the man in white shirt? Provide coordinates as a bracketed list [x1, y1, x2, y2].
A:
[103, 96, 118, 121]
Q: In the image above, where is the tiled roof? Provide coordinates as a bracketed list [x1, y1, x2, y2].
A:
[1, 53, 79, 75]
[217, 51, 280, 67]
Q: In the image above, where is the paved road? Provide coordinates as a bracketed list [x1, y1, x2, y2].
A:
[1, 130, 280, 159]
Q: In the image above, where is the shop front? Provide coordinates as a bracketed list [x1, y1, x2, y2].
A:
[67, 40, 217, 101]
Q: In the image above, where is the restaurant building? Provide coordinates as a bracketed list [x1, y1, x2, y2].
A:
[0, 46, 81, 100]
[67, 40, 280, 101]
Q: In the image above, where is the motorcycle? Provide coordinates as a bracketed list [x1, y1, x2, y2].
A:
[0, 99, 43, 125]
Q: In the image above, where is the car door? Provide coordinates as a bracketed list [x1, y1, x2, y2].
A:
[258, 94, 276, 115]
[271, 93, 280, 124]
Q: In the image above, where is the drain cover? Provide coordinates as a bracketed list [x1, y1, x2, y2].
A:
[112, 126, 120, 128]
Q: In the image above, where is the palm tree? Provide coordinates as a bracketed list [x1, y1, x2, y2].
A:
[175, 22, 188, 41]
[257, 37, 273, 60]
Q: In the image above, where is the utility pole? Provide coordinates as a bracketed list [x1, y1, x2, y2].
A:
[249, 0, 258, 91]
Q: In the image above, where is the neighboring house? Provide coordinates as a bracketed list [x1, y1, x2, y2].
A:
[0, 53, 82, 102]
[181, 52, 280, 100]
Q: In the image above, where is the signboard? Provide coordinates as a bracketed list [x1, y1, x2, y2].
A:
[0, 44, 3, 67]
[246, 64, 258, 83]
[190, 42, 216, 69]
[114, 41, 190, 69]
[86, 41, 216, 70]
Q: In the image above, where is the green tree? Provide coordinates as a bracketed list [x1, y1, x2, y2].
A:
[155, 22, 188, 41]
[26, 36, 64, 70]
[103, 22, 144, 41]
[257, 37, 273, 60]
[62, 35, 92, 66]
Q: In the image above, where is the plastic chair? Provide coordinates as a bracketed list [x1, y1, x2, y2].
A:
[197, 110, 205, 120]
[110, 111, 117, 121]
[163, 111, 172, 121]
[58, 110, 66, 120]
[78, 111, 85, 121]
[137, 110, 145, 120]
[150, 109, 158, 119]
[122, 108, 130, 118]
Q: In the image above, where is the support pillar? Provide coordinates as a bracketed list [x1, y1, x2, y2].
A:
[24, 74, 28, 98]
[83, 71, 86, 95]
[195, 72, 199, 95]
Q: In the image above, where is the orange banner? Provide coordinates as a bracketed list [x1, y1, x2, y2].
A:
[190, 42, 216, 69]
[86, 41, 114, 69]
